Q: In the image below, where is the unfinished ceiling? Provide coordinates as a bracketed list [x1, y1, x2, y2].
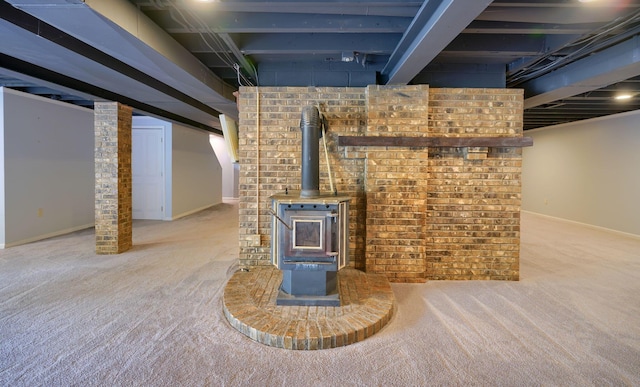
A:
[1, 0, 640, 132]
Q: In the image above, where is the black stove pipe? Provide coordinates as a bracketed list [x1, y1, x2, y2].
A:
[300, 105, 322, 198]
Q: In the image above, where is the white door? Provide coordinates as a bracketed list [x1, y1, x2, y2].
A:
[132, 127, 165, 220]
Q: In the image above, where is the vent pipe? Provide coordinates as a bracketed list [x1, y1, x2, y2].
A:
[300, 105, 322, 198]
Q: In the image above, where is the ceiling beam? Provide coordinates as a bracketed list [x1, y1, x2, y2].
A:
[381, 0, 493, 84]
[521, 35, 640, 109]
[463, 20, 601, 35]
[479, 4, 640, 24]
[0, 66, 100, 102]
[443, 34, 545, 55]
[3, 0, 239, 126]
[0, 2, 221, 118]
[236, 33, 400, 55]
[149, 10, 411, 34]
[151, 0, 423, 18]
[489, 0, 640, 7]
[0, 53, 222, 134]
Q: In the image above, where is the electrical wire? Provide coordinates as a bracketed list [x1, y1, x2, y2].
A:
[180, 3, 258, 86]
[169, 3, 241, 74]
[164, 0, 257, 86]
[166, 4, 238, 69]
[508, 9, 640, 86]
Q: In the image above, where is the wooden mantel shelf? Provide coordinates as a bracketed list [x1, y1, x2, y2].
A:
[338, 136, 533, 148]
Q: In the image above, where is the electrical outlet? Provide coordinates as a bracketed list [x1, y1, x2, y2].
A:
[37, 208, 43, 217]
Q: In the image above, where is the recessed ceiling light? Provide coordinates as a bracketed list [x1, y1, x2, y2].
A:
[614, 94, 633, 100]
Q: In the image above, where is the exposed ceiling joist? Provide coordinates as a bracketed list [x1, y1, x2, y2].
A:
[149, 11, 412, 34]
[464, 20, 601, 35]
[522, 35, 640, 109]
[2, 0, 240, 131]
[173, 0, 423, 18]
[3, 0, 640, 131]
[381, 0, 493, 84]
[237, 33, 401, 55]
[480, 3, 640, 23]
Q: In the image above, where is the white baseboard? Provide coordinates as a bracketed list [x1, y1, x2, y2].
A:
[521, 210, 640, 240]
[1, 223, 95, 249]
[168, 203, 218, 221]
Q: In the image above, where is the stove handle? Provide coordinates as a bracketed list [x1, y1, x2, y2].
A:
[268, 209, 292, 230]
[327, 212, 339, 256]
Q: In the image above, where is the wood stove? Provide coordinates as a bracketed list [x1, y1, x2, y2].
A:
[270, 106, 349, 306]
[271, 193, 349, 306]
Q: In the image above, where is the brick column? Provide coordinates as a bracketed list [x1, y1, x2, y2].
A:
[94, 102, 133, 254]
[364, 85, 430, 283]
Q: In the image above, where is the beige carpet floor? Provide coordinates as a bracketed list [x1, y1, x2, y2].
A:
[1, 202, 639, 386]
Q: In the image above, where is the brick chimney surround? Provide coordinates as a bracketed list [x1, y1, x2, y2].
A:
[238, 85, 530, 283]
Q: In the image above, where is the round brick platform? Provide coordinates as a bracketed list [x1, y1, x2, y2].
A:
[223, 267, 395, 350]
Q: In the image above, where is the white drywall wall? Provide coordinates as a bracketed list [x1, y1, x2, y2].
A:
[0, 88, 94, 247]
[210, 134, 239, 199]
[522, 110, 640, 236]
[171, 123, 222, 219]
[0, 90, 5, 245]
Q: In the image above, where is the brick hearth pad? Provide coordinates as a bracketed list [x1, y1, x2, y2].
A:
[223, 267, 395, 350]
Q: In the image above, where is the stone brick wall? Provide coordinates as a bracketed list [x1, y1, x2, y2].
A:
[238, 86, 523, 281]
[426, 88, 523, 280]
[364, 85, 430, 282]
[238, 87, 368, 269]
[94, 102, 133, 254]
